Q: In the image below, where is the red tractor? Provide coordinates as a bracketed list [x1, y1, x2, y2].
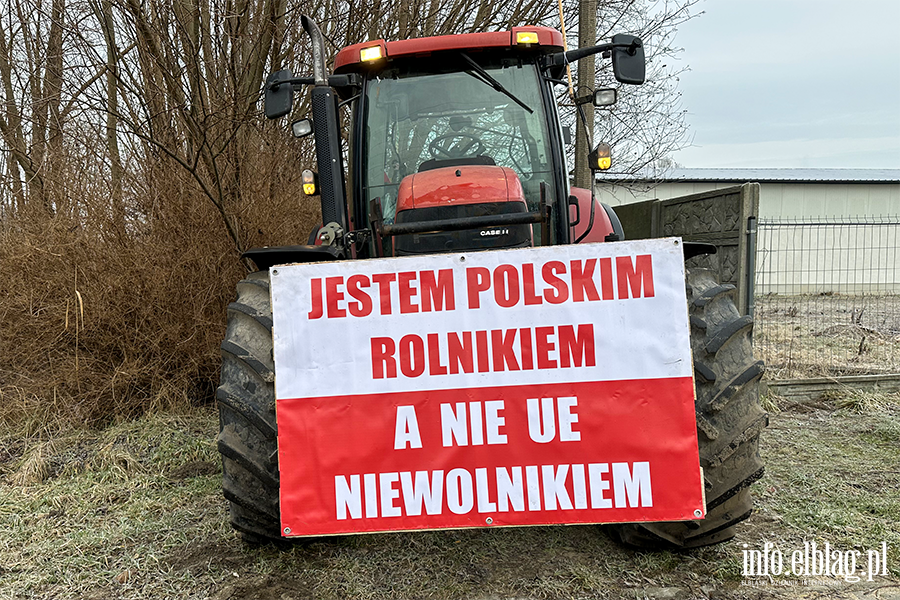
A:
[217, 16, 766, 548]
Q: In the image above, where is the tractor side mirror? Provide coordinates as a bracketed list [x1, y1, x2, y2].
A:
[265, 70, 294, 119]
[611, 34, 645, 85]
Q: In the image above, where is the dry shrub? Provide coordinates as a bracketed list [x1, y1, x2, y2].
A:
[0, 136, 319, 428]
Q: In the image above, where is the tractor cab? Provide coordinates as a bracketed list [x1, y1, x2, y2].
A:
[347, 37, 559, 254]
[362, 67, 549, 253]
[335, 28, 570, 255]
[261, 18, 644, 264]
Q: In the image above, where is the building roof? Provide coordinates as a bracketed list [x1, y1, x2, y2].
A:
[597, 168, 900, 184]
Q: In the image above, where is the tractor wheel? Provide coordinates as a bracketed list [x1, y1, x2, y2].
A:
[216, 271, 283, 542]
[606, 268, 767, 549]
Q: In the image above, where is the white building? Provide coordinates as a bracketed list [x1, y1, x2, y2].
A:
[594, 169, 900, 294]
[594, 168, 900, 219]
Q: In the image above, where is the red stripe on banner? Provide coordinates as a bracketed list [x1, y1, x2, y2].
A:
[277, 376, 702, 536]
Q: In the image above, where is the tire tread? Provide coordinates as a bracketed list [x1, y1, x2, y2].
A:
[217, 273, 283, 542]
[606, 268, 766, 549]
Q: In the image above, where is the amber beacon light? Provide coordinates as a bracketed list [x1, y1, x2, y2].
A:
[359, 46, 383, 62]
[589, 143, 612, 171]
[301, 169, 319, 196]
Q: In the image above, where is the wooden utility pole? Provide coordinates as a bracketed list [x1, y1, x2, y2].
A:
[573, 0, 597, 190]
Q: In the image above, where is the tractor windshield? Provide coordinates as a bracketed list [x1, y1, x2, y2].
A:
[362, 59, 553, 223]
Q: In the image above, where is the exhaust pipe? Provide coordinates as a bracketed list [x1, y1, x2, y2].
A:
[301, 15, 328, 87]
[301, 15, 348, 245]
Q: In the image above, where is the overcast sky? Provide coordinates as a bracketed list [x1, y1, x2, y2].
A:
[668, 0, 900, 169]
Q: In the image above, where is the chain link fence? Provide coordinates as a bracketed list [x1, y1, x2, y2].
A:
[754, 216, 900, 379]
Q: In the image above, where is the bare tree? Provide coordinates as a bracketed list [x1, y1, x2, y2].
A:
[0, 0, 66, 216]
[589, 0, 697, 178]
[89, 0, 126, 235]
[0, 0, 695, 237]
[81, 0, 300, 251]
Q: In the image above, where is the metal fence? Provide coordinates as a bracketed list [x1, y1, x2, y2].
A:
[754, 216, 900, 380]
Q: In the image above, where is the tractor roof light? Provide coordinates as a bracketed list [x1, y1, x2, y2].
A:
[516, 31, 540, 46]
[589, 143, 612, 171]
[359, 45, 383, 62]
[301, 169, 318, 196]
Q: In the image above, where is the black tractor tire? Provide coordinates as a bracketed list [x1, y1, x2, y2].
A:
[606, 267, 767, 549]
[216, 271, 283, 542]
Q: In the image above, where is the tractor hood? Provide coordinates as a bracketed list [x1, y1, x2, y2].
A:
[396, 165, 526, 212]
[392, 165, 532, 255]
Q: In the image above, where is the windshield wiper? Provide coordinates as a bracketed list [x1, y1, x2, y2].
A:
[459, 52, 533, 114]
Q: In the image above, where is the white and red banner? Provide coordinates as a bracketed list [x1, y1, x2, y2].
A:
[271, 238, 704, 537]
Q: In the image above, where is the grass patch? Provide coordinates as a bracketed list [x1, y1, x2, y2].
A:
[750, 394, 900, 576]
[2, 399, 898, 599]
[0, 410, 230, 599]
[837, 390, 900, 414]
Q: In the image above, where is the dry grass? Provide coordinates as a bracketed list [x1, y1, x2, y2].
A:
[837, 390, 900, 413]
[0, 212, 237, 426]
[0, 142, 320, 428]
[1, 396, 898, 600]
[754, 293, 900, 379]
[9, 440, 55, 486]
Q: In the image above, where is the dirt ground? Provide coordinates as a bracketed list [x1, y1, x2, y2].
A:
[1, 393, 899, 600]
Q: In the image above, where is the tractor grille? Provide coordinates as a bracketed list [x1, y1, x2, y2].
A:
[394, 202, 532, 255]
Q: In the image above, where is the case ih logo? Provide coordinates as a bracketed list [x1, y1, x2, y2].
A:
[480, 228, 509, 237]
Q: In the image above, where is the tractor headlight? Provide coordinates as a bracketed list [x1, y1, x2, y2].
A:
[291, 119, 313, 138]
